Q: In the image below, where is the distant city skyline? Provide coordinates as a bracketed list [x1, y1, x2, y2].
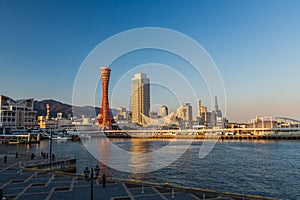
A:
[1, 0, 300, 122]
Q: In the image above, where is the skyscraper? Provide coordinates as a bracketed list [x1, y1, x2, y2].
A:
[197, 99, 201, 117]
[131, 73, 150, 126]
[177, 103, 193, 121]
[214, 96, 218, 112]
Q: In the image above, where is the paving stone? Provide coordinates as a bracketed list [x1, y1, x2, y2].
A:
[134, 194, 165, 200]
[128, 187, 156, 196]
[18, 193, 49, 200]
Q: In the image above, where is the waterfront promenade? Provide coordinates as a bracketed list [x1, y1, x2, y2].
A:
[0, 153, 274, 200]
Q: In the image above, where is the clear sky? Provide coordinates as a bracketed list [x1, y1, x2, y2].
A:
[1, 0, 300, 122]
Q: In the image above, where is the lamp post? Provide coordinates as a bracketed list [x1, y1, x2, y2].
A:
[49, 127, 53, 168]
[84, 165, 100, 200]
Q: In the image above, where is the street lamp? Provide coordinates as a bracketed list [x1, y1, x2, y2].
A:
[84, 165, 100, 200]
[49, 127, 53, 168]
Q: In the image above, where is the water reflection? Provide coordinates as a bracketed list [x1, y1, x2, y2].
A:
[129, 139, 151, 180]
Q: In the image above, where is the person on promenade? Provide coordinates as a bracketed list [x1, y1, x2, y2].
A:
[31, 153, 35, 160]
[0, 189, 5, 200]
[3, 155, 7, 164]
[52, 154, 55, 161]
[102, 174, 106, 188]
[15, 152, 18, 158]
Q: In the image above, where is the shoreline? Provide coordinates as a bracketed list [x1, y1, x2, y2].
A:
[106, 134, 300, 140]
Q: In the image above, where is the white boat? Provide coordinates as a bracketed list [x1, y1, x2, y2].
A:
[51, 136, 72, 140]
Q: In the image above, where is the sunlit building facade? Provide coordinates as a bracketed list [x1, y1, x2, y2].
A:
[0, 95, 37, 133]
[131, 73, 150, 126]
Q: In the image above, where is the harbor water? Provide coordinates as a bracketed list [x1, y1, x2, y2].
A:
[1, 138, 299, 199]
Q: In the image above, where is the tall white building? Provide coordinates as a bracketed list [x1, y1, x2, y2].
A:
[0, 95, 37, 133]
[131, 73, 150, 126]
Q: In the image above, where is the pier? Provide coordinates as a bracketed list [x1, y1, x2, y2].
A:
[0, 133, 41, 144]
[103, 127, 300, 140]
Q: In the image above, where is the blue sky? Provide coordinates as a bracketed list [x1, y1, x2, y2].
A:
[0, 0, 300, 122]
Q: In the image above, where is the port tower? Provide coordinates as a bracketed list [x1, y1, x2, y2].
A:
[98, 67, 112, 129]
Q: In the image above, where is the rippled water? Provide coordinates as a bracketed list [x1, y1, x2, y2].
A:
[1, 139, 300, 199]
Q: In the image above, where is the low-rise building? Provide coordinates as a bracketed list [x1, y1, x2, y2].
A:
[0, 95, 37, 133]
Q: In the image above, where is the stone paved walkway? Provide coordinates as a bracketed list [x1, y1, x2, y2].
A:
[0, 153, 274, 200]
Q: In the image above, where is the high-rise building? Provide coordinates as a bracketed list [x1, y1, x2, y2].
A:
[177, 103, 193, 121]
[200, 105, 207, 125]
[159, 105, 168, 117]
[214, 96, 218, 112]
[177, 103, 193, 129]
[98, 67, 112, 129]
[131, 73, 150, 126]
[197, 99, 201, 117]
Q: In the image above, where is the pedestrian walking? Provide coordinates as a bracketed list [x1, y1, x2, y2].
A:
[102, 174, 106, 188]
[3, 155, 7, 164]
[0, 189, 5, 200]
[15, 152, 18, 158]
[31, 153, 35, 160]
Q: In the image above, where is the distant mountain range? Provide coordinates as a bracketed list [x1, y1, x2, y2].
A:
[33, 99, 118, 118]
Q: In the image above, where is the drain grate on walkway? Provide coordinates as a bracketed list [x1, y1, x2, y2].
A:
[155, 187, 172, 193]
[31, 183, 46, 187]
[11, 180, 25, 183]
[112, 197, 131, 200]
[125, 183, 143, 189]
[54, 187, 70, 191]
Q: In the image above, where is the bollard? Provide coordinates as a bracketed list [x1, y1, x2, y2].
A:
[141, 185, 144, 194]
[172, 188, 175, 198]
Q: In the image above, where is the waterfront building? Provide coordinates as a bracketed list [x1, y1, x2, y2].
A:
[131, 73, 150, 126]
[0, 95, 37, 133]
[177, 103, 193, 121]
[177, 103, 193, 129]
[114, 107, 130, 122]
[248, 116, 277, 129]
[37, 116, 57, 129]
[159, 105, 168, 117]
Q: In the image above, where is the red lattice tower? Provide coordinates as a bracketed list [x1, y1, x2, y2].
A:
[98, 67, 112, 129]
